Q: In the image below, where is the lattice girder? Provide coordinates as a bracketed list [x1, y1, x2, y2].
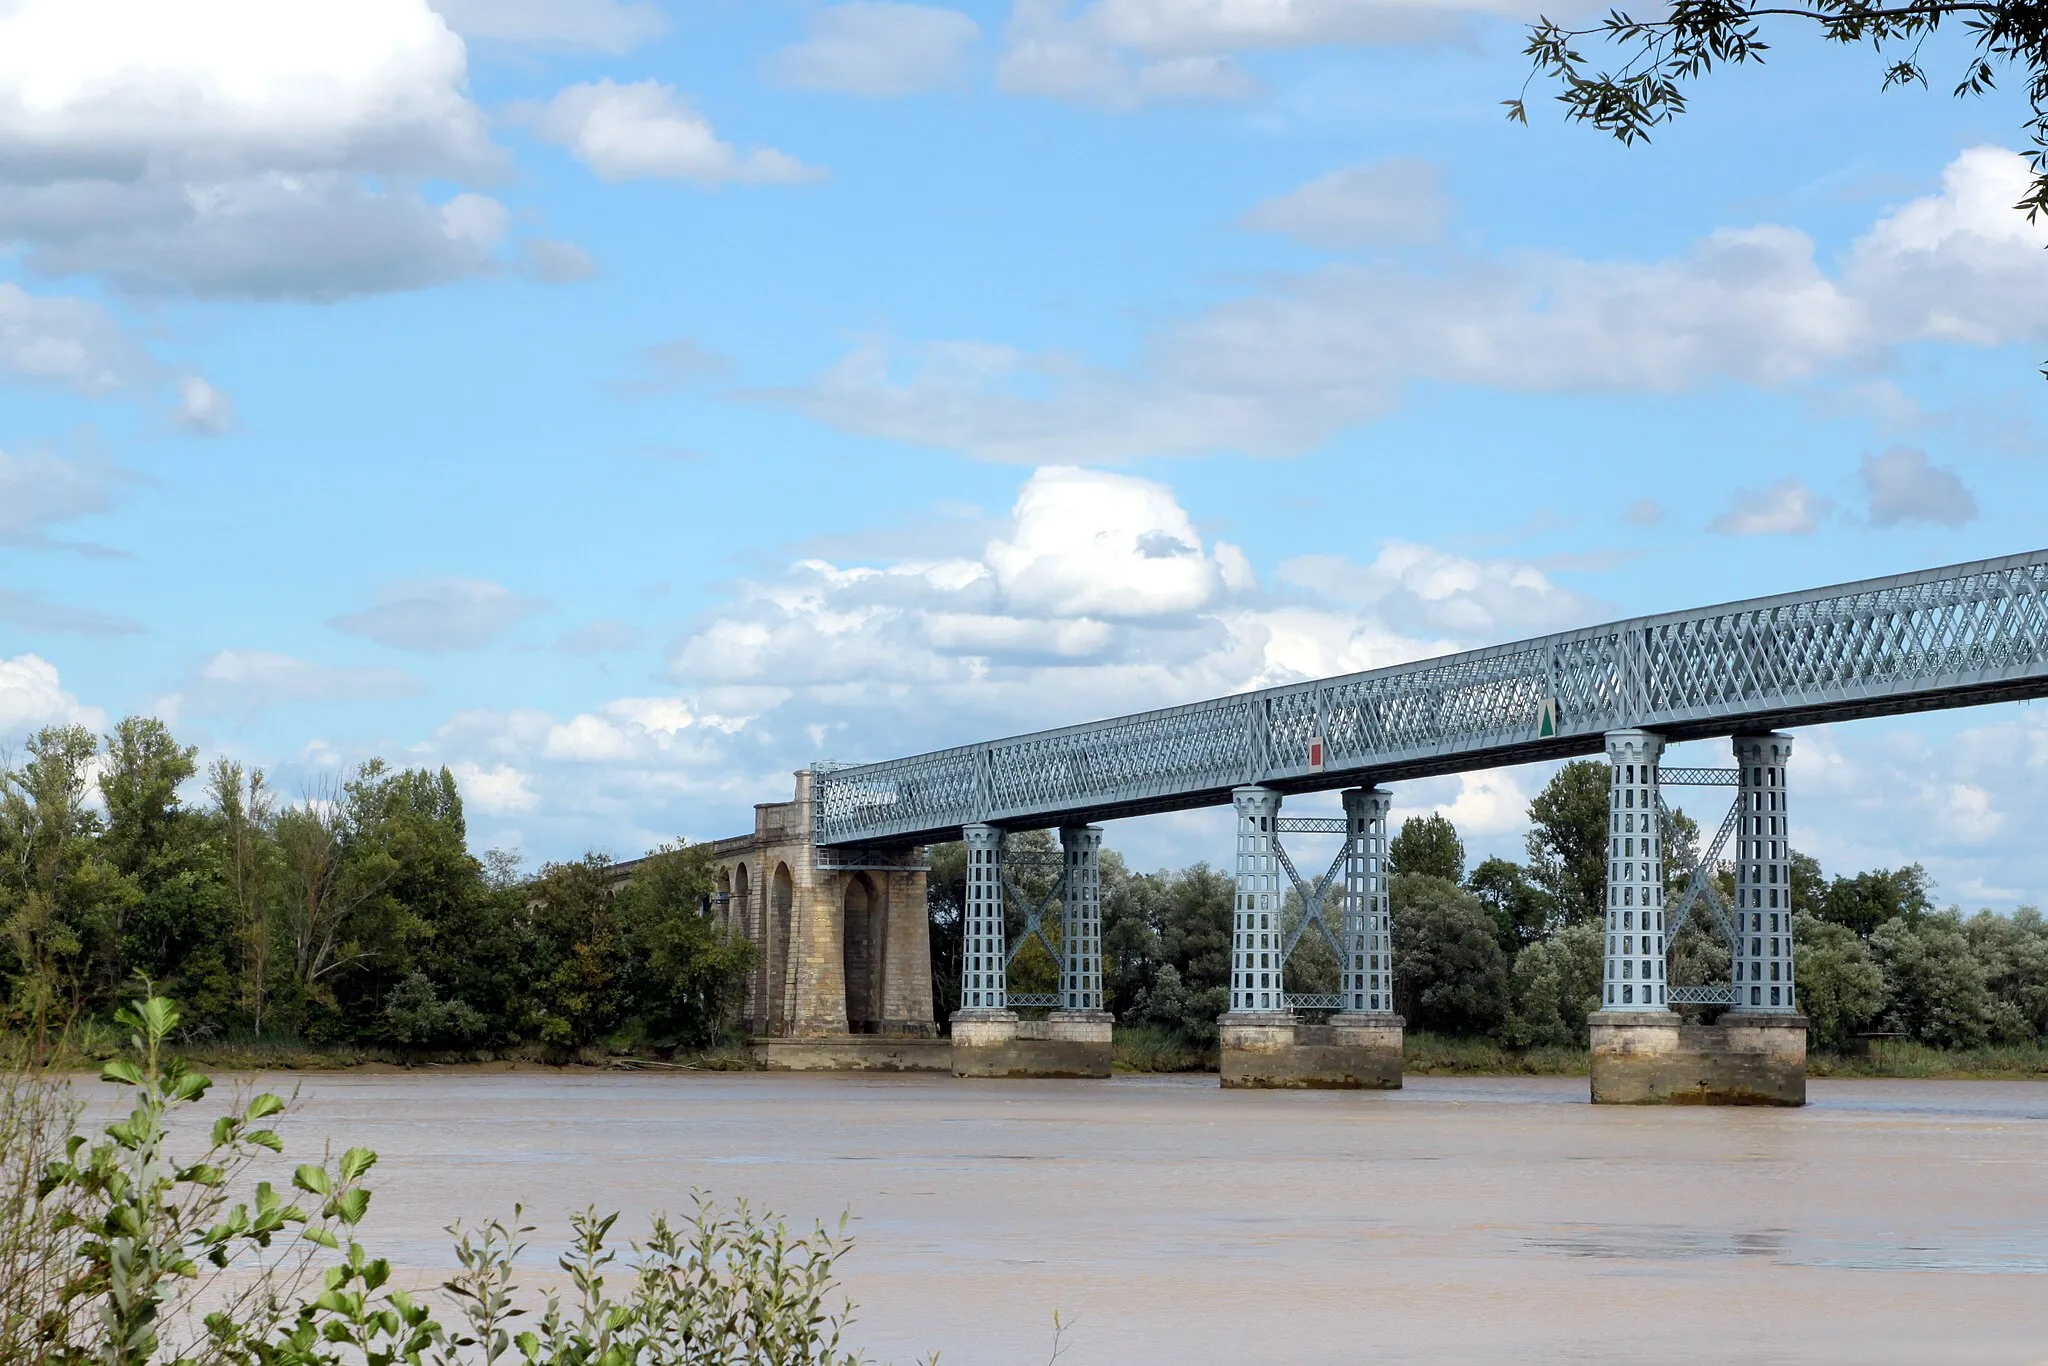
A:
[818, 551, 2048, 847]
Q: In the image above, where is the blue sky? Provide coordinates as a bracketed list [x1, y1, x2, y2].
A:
[2, 0, 2045, 906]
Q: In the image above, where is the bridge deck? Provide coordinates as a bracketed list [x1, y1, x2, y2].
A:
[814, 548, 2048, 848]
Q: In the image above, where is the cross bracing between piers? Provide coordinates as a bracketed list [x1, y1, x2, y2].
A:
[815, 548, 2048, 849]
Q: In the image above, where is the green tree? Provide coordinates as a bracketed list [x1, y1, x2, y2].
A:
[614, 841, 754, 1049]
[98, 719, 235, 1029]
[0, 725, 110, 1048]
[1504, 920, 1603, 1046]
[208, 758, 278, 1035]
[1467, 855, 1555, 950]
[1794, 912, 1886, 1050]
[1388, 813, 1465, 882]
[1818, 865, 1935, 937]
[1963, 907, 2048, 1043]
[1106, 861, 1233, 1043]
[1525, 760, 1610, 927]
[526, 854, 629, 1052]
[1513, 4, 2048, 221]
[1869, 910, 1991, 1048]
[1392, 873, 1510, 1035]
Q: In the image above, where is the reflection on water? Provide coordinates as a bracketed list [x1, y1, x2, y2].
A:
[219, 1072, 2048, 1366]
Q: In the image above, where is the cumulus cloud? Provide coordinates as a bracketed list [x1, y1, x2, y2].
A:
[330, 578, 545, 653]
[0, 654, 104, 738]
[391, 466, 1626, 863]
[1859, 446, 1978, 528]
[0, 0, 509, 300]
[768, 146, 2048, 462]
[449, 759, 539, 813]
[1279, 541, 1603, 640]
[430, 0, 666, 51]
[1709, 478, 1830, 537]
[533, 80, 819, 184]
[771, 3, 981, 96]
[1239, 158, 1450, 249]
[0, 588, 142, 637]
[179, 649, 421, 717]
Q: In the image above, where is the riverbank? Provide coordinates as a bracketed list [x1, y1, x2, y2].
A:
[19, 1027, 2048, 1081]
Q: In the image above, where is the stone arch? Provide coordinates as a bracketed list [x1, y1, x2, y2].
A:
[770, 862, 795, 1030]
[715, 867, 733, 931]
[843, 873, 882, 1034]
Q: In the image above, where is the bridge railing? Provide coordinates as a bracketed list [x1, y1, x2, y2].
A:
[815, 549, 2048, 846]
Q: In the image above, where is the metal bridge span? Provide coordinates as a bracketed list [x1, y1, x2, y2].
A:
[815, 548, 2048, 850]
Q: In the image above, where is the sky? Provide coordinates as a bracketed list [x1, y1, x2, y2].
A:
[1, 0, 2045, 907]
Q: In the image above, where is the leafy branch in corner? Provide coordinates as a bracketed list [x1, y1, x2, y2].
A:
[1507, 3, 2048, 217]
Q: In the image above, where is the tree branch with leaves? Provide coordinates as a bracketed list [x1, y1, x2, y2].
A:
[1510, 2, 2048, 216]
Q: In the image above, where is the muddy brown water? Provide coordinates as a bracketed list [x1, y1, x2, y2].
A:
[187, 1072, 2048, 1364]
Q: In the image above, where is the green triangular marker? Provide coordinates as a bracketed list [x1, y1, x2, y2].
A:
[1538, 700, 1558, 738]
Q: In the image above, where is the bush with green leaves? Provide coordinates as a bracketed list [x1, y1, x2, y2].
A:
[4, 991, 894, 1366]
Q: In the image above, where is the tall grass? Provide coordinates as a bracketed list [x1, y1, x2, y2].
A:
[1808, 1039, 2048, 1079]
[1113, 1025, 1215, 1073]
[1403, 1031, 1590, 1076]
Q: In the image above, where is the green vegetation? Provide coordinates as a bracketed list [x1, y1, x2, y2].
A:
[1, 989, 898, 1364]
[0, 717, 752, 1064]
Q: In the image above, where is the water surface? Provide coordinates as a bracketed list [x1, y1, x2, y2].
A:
[245, 1072, 2048, 1365]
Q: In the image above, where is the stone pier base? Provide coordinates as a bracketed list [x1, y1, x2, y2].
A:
[751, 1035, 951, 1072]
[950, 1009, 1114, 1078]
[1589, 1011, 1807, 1106]
[1219, 1012, 1404, 1089]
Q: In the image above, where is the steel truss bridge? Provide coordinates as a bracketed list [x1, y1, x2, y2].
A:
[817, 548, 2048, 849]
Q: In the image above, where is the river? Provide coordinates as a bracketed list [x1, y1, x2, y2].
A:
[236, 1071, 2048, 1364]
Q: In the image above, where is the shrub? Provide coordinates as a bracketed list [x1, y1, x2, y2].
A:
[5, 989, 899, 1365]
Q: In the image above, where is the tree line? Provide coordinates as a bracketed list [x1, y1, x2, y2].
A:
[0, 718, 750, 1057]
[929, 761, 2048, 1053]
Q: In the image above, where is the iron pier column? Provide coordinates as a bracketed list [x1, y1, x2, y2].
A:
[1229, 785, 1285, 1013]
[1732, 734, 1798, 1013]
[1600, 729, 1668, 1013]
[959, 823, 1008, 1012]
[1058, 825, 1104, 1012]
[1340, 787, 1394, 1014]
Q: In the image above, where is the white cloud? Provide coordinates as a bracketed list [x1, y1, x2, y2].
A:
[533, 80, 819, 184]
[770, 147, 2048, 462]
[1709, 478, 1830, 537]
[0, 588, 142, 637]
[0, 654, 105, 739]
[0, 448, 119, 550]
[180, 649, 421, 716]
[771, 3, 981, 96]
[175, 376, 236, 435]
[450, 760, 539, 813]
[1279, 540, 1603, 640]
[519, 237, 597, 282]
[1623, 498, 1665, 528]
[997, 0, 1559, 107]
[0, 284, 148, 394]
[1859, 446, 1978, 528]
[0, 0, 508, 300]
[430, 0, 666, 52]
[330, 578, 545, 653]
[1239, 158, 1449, 249]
